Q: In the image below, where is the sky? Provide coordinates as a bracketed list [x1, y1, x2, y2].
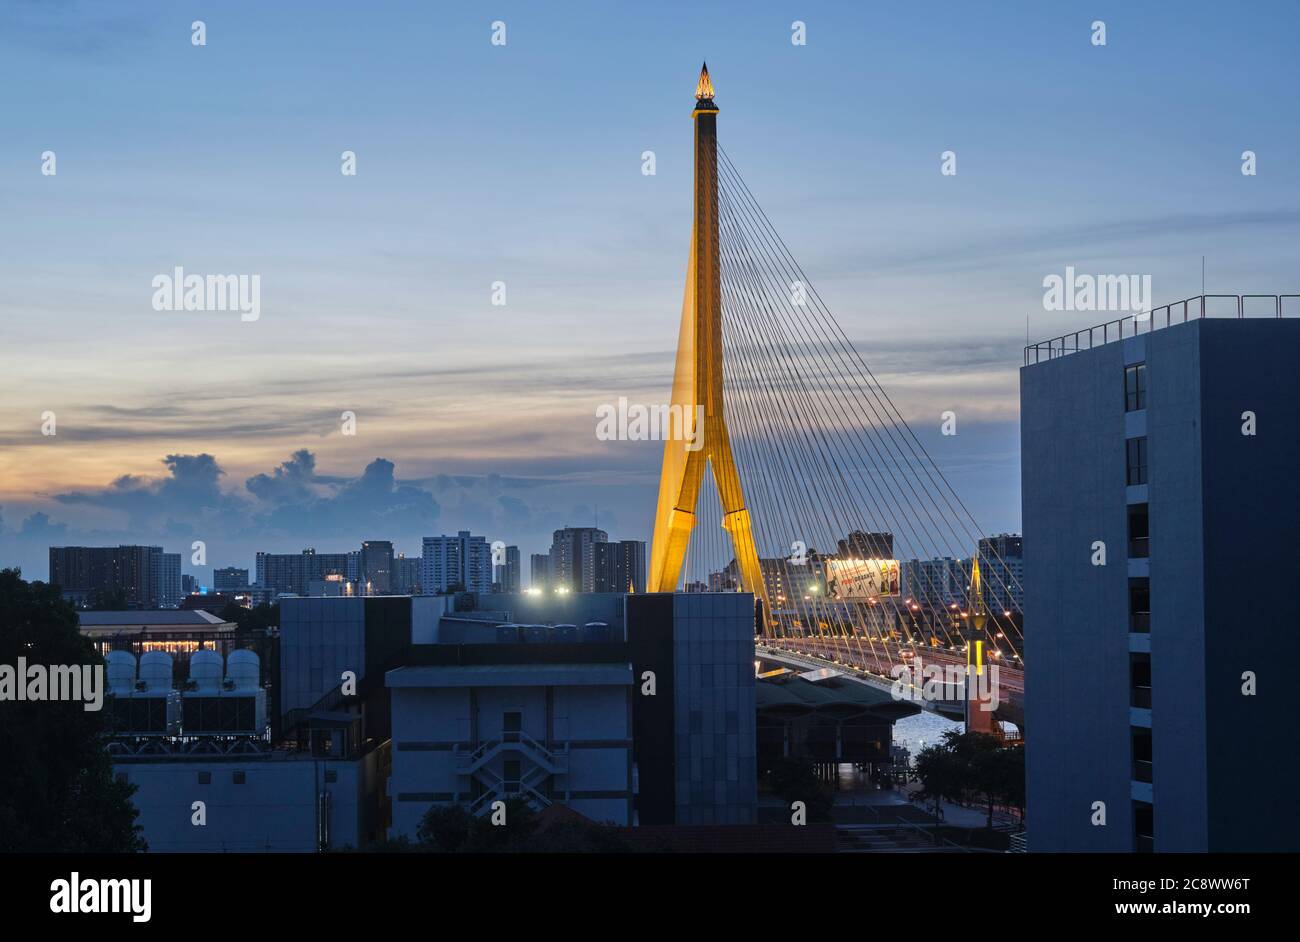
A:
[1, 0, 1297, 582]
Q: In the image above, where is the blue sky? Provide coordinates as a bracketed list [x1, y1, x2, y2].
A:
[1, 0, 1297, 581]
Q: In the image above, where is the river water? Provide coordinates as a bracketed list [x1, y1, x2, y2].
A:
[893, 710, 963, 759]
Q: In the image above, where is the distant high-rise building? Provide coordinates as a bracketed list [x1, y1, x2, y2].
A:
[977, 534, 1023, 614]
[213, 567, 250, 593]
[182, 574, 199, 596]
[549, 527, 607, 592]
[392, 554, 422, 595]
[49, 545, 172, 608]
[360, 540, 394, 595]
[494, 545, 521, 593]
[901, 557, 972, 610]
[421, 531, 492, 594]
[153, 550, 183, 608]
[836, 531, 894, 559]
[256, 549, 353, 598]
[716, 556, 822, 611]
[529, 553, 550, 591]
[594, 540, 647, 593]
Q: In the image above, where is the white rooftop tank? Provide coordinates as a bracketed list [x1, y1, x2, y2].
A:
[189, 649, 223, 693]
[226, 649, 260, 690]
[137, 651, 173, 692]
[105, 650, 137, 694]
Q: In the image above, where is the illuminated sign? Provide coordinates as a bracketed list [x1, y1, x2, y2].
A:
[825, 558, 900, 599]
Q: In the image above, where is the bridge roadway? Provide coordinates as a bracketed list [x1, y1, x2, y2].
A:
[755, 638, 1024, 730]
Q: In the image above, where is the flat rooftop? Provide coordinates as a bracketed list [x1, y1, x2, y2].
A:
[1024, 294, 1298, 366]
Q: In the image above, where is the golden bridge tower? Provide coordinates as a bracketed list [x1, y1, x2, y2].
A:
[965, 555, 996, 733]
[648, 64, 772, 624]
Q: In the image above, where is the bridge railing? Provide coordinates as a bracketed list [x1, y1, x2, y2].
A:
[1024, 294, 1300, 365]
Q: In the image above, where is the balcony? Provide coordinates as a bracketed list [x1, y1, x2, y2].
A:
[1133, 759, 1153, 784]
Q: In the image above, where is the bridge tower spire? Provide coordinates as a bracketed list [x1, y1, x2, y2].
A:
[648, 64, 771, 624]
[965, 554, 996, 733]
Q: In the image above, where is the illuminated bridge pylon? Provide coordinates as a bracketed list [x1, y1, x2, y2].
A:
[647, 63, 770, 622]
[649, 66, 1026, 705]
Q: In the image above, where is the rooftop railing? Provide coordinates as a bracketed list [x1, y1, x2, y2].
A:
[1024, 294, 1300, 365]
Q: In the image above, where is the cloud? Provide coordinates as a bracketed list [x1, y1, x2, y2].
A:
[53, 453, 247, 527]
[245, 449, 319, 504]
[254, 456, 442, 540]
[19, 511, 66, 539]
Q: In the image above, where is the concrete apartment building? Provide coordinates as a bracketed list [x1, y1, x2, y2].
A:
[1022, 303, 1300, 852]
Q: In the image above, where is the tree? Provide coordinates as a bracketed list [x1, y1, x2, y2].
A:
[984, 743, 1025, 822]
[914, 737, 965, 832]
[399, 799, 632, 853]
[0, 569, 147, 851]
[763, 757, 834, 822]
[915, 730, 1023, 831]
[218, 601, 279, 633]
[87, 585, 129, 611]
[415, 798, 537, 851]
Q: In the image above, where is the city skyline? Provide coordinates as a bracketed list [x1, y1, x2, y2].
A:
[4, 1, 1299, 888]
[3, 1, 1298, 581]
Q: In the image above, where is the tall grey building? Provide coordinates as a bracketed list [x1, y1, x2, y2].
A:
[529, 553, 550, 591]
[977, 534, 1023, 614]
[494, 545, 521, 593]
[392, 554, 422, 595]
[1022, 309, 1300, 852]
[153, 550, 183, 608]
[421, 531, 492, 594]
[49, 545, 170, 608]
[548, 526, 607, 593]
[213, 567, 249, 593]
[360, 540, 394, 595]
[594, 540, 647, 593]
[256, 549, 351, 598]
[901, 557, 971, 609]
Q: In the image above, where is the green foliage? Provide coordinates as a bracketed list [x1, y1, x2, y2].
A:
[0, 569, 147, 852]
[763, 757, 834, 822]
[914, 729, 1024, 828]
[218, 601, 279, 633]
[386, 798, 633, 853]
[87, 585, 130, 611]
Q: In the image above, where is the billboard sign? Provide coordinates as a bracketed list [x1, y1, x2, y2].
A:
[825, 558, 900, 600]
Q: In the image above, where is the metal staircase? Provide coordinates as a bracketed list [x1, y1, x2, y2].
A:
[455, 733, 569, 816]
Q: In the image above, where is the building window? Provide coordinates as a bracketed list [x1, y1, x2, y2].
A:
[198, 771, 211, 785]
[1130, 653, 1151, 709]
[1128, 504, 1149, 559]
[1125, 363, 1147, 411]
[1125, 437, 1148, 486]
[1133, 801, 1154, 853]
[233, 771, 246, 785]
[1131, 728, 1153, 784]
[324, 770, 338, 783]
[1129, 578, 1150, 632]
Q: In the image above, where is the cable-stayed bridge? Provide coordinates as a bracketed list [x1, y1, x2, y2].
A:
[648, 66, 1024, 733]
